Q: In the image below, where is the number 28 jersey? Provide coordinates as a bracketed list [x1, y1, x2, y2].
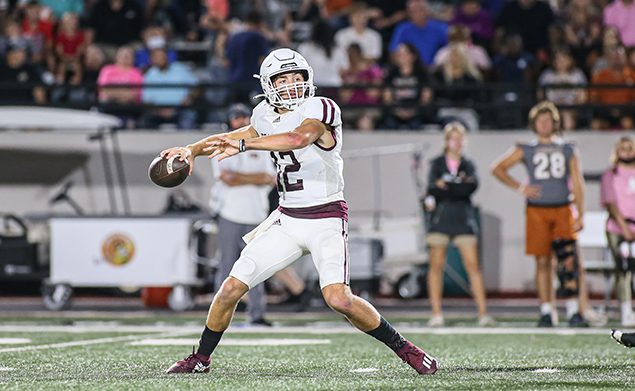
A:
[250, 96, 345, 209]
[518, 139, 575, 206]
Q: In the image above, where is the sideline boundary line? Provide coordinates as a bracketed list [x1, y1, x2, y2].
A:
[0, 330, 193, 354]
[0, 325, 615, 336]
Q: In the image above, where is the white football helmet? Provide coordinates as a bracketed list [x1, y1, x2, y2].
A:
[255, 48, 315, 110]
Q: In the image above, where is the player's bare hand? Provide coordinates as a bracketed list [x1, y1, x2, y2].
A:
[572, 216, 584, 232]
[623, 228, 634, 242]
[435, 179, 447, 189]
[160, 146, 194, 175]
[205, 137, 240, 161]
[521, 184, 541, 199]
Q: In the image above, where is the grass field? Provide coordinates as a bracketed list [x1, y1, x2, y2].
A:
[1, 315, 634, 390]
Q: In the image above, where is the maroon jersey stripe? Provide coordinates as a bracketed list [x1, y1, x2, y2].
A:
[326, 98, 336, 125]
[321, 98, 328, 123]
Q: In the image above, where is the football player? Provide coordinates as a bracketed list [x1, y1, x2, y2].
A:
[491, 101, 588, 327]
[612, 329, 635, 348]
[160, 48, 438, 375]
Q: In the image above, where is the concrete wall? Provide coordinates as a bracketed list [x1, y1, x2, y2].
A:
[1, 130, 629, 292]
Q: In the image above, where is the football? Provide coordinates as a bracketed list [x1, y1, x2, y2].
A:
[148, 155, 190, 188]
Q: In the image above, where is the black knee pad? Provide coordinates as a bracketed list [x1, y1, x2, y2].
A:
[552, 239, 579, 298]
[617, 240, 635, 272]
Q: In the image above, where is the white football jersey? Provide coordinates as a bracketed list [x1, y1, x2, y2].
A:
[250, 96, 345, 208]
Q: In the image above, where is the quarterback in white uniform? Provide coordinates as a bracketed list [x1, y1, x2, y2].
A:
[161, 48, 438, 375]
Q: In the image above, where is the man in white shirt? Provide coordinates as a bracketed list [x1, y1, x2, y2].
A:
[210, 103, 276, 326]
[335, 4, 383, 61]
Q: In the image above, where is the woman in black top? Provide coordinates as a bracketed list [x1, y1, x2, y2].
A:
[382, 43, 434, 129]
[425, 122, 492, 326]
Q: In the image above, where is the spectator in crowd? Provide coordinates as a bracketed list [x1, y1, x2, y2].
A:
[0, 43, 46, 104]
[340, 43, 383, 130]
[172, 0, 206, 39]
[433, 45, 482, 130]
[298, 18, 348, 91]
[54, 13, 86, 84]
[591, 27, 623, 74]
[87, 0, 144, 57]
[537, 47, 587, 130]
[492, 34, 535, 83]
[203, 28, 230, 124]
[40, 0, 83, 20]
[628, 47, 635, 70]
[142, 47, 199, 129]
[142, 0, 175, 31]
[209, 103, 276, 326]
[0, 20, 35, 57]
[64, 44, 105, 103]
[365, 0, 407, 45]
[325, 0, 357, 29]
[97, 46, 143, 105]
[451, 0, 494, 49]
[83, 45, 106, 85]
[226, 10, 269, 104]
[433, 24, 491, 73]
[496, 0, 555, 61]
[563, 0, 602, 75]
[603, 0, 635, 48]
[297, 0, 326, 21]
[135, 26, 178, 71]
[590, 45, 635, 130]
[256, 0, 293, 48]
[335, 3, 382, 61]
[389, 0, 448, 66]
[601, 136, 635, 326]
[382, 42, 433, 129]
[424, 122, 493, 327]
[199, 0, 229, 42]
[20, 0, 53, 68]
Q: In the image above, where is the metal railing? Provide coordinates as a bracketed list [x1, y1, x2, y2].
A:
[0, 81, 632, 130]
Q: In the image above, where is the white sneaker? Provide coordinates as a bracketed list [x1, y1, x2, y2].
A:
[427, 315, 445, 327]
[621, 312, 635, 327]
[478, 315, 497, 327]
[584, 307, 608, 327]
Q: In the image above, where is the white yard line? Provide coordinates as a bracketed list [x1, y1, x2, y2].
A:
[0, 330, 192, 354]
[130, 338, 331, 346]
[0, 338, 31, 344]
[532, 368, 561, 373]
[350, 368, 379, 373]
[0, 324, 615, 335]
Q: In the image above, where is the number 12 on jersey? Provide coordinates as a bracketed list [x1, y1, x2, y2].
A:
[271, 151, 304, 192]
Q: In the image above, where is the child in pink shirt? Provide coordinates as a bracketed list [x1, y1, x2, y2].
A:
[600, 136, 635, 326]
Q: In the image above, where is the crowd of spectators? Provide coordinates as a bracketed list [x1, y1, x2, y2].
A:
[0, 0, 634, 130]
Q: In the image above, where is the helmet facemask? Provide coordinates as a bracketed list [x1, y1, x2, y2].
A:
[261, 69, 315, 110]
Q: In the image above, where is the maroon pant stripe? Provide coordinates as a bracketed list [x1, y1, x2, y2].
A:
[342, 219, 349, 284]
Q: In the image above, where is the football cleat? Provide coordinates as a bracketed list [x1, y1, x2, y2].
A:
[611, 329, 635, 348]
[165, 347, 211, 374]
[396, 340, 438, 375]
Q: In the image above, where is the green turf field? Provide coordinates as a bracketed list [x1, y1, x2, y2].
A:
[1, 318, 634, 390]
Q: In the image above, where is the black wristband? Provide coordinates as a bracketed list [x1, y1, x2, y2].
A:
[238, 139, 246, 153]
